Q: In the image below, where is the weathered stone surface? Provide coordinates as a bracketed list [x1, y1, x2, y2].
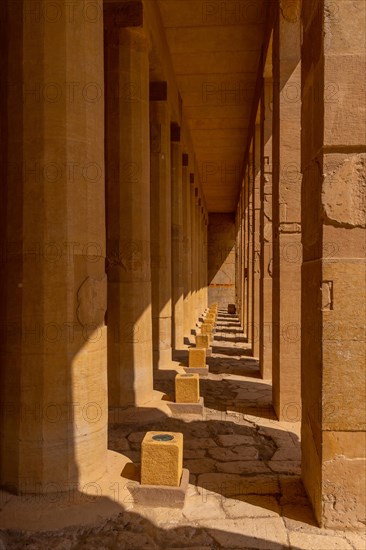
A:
[183, 494, 226, 520]
[222, 495, 281, 518]
[202, 518, 288, 549]
[216, 461, 271, 475]
[184, 458, 216, 474]
[189, 348, 207, 368]
[141, 432, 183, 487]
[197, 473, 280, 497]
[322, 154, 366, 228]
[288, 532, 353, 550]
[208, 446, 259, 461]
[216, 434, 256, 447]
[175, 373, 200, 403]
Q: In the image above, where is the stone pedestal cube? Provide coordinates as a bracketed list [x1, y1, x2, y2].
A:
[175, 373, 200, 403]
[141, 432, 183, 487]
[189, 348, 206, 368]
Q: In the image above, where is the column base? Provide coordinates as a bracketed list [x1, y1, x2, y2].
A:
[167, 397, 204, 415]
[127, 467, 189, 508]
[184, 366, 209, 377]
[0, 451, 130, 531]
[153, 347, 173, 369]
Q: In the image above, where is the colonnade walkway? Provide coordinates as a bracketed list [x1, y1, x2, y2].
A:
[3, 311, 364, 550]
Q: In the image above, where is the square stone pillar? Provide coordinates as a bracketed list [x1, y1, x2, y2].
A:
[0, 0, 107, 493]
[105, 1, 153, 407]
[189, 174, 197, 325]
[248, 142, 255, 346]
[150, 82, 172, 368]
[198, 201, 207, 315]
[240, 191, 246, 331]
[259, 78, 274, 380]
[182, 154, 192, 341]
[301, 0, 366, 529]
[243, 168, 250, 337]
[235, 203, 242, 321]
[272, 0, 302, 420]
[171, 124, 184, 350]
[252, 121, 262, 357]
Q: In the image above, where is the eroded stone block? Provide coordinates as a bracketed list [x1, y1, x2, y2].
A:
[189, 348, 206, 368]
[196, 334, 209, 349]
[141, 431, 183, 487]
[175, 373, 200, 403]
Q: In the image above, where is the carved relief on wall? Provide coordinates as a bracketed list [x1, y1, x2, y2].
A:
[77, 275, 107, 327]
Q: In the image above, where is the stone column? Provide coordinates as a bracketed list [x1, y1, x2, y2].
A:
[203, 212, 208, 309]
[244, 167, 250, 337]
[199, 202, 206, 315]
[252, 121, 261, 357]
[236, 204, 242, 318]
[171, 124, 184, 350]
[0, 0, 107, 493]
[197, 200, 203, 316]
[105, 2, 153, 407]
[248, 143, 255, 345]
[182, 153, 192, 342]
[272, 0, 302, 420]
[189, 174, 197, 324]
[301, 0, 365, 529]
[240, 191, 246, 329]
[150, 82, 172, 368]
[259, 80, 273, 379]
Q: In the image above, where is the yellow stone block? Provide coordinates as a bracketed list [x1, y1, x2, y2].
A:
[205, 314, 215, 323]
[175, 373, 200, 403]
[189, 347, 206, 368]
[201, 323, 213, 335]
[141, 431, 183, 487]
[196, 334, 209, 348]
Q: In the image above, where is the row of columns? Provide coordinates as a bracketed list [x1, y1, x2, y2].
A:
[0, 0, 208, 496]
[236, 0, 302, 420]
[236, 0, 365, 529]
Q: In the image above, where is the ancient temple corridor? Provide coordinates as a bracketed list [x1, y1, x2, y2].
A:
[0, 0, 365, 547]
[3, 311, 364, 549]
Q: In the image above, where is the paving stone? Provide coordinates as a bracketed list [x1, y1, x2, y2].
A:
[268, 461, 301, 475]
[184, 449, 207, 459]
[185, 438, 218, 449]
[202, 517, 288, 549]
[155, 525, 216, 548]
[196, 473, 280, 498]
[271, 446, 301, 461]
[132, 504, 184, 526]
[183, 494, 226, 521]
[208, 446, 259, 461]
[216, 434, 256, 446]
[288, 531, 353, 549]
[344, 532, 366, 550]
[184, 458, 216, 474]
[216, 460, 271, 474]
[222, 495, 281, 518]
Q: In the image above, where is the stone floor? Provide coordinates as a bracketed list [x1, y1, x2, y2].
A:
[1, 312, 365, 549]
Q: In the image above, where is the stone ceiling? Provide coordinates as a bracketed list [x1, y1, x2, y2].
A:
[158, 0, 267, 212]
